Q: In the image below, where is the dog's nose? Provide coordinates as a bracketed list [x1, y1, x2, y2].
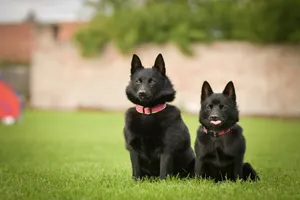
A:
[210, 115, 218, 120]
[138, 91, 147, 98]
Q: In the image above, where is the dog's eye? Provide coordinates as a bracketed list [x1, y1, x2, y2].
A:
[135, 79, 142, 84]
[206, 104, 213, 110]
[148, 78, 155, 84]
[220, 104, 227, 110]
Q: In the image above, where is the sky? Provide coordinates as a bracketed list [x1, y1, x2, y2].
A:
[0, 0, 93, 23]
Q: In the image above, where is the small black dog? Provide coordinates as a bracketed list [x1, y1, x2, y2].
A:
[123, 54, 195, 180]
[194, 81, 259, 182]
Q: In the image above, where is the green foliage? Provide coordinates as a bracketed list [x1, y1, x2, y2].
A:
[74, 0, 300, 57]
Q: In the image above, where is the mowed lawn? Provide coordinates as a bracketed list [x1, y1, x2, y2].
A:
[0, 110, 300, 200]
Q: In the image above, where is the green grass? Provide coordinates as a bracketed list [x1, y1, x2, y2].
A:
[0, 110, 300, 200]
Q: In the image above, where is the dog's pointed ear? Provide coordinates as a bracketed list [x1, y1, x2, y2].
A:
[153, 53, 166, 76]
[222, 81, 236, 102]
[131, 54, 144, 75]
[201, 81, 213, 102]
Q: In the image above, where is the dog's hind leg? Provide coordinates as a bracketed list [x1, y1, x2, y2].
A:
[242, 162, 260, 181]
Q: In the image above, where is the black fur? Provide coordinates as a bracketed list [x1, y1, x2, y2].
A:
[194, 81, 260, 182]
[123, 54, 195, 180]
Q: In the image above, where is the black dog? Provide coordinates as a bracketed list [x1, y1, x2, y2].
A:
[123, 54, 195, 180]
[194, 81, 260, 182]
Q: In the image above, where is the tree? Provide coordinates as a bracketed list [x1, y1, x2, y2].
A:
[74, 0, 300, 57]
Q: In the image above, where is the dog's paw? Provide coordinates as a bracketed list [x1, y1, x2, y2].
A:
[132, 176, 143, 181]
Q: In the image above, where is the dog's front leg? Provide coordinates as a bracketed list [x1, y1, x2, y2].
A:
[195, 157, 204, 178]
[130, 151, 143, 180]
[160, 153, 173, 180]
[233, 159, 243, 181]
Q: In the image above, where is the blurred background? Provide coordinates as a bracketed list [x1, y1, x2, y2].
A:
[0, 0, 300, 123]
[1, 2, 300, 198]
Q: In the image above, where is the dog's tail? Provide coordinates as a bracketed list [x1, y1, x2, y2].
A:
[243, 162, 260, 181]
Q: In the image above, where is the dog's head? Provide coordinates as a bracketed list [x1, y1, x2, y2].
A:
[199, 81, 239, 131]
[126, 54, 176, 107]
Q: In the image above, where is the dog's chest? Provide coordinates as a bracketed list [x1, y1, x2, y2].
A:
[130, 116, 165, 160]
[201, 137, 234, 166]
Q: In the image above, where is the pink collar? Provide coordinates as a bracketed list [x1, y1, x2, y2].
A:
[135, 104, 166, 115]
[203, 127, 231, 137]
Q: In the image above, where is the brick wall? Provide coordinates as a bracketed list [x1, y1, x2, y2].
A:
[0, 23, 34, 62]
[0, 22, 85, 62]
[57, 22, 85, 42]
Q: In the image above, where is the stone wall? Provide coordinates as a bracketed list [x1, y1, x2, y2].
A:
[30, 26, 300, 117]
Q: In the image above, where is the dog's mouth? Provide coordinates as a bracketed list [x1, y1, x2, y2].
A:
[137, 95, 153, 103]
[138, 96, 151, 101]
[138, 96, 146, 100]
[210, 120, 222, 126]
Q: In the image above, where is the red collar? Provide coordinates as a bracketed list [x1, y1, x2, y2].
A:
[135, 103, 166, 115]
[203, 127, 231, 137]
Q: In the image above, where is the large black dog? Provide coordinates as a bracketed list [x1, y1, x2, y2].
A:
[123, 54, 195, 180]
[194, 81, 259, 182]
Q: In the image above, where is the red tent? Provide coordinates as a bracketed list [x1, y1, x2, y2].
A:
[0, 77, 22, 123]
